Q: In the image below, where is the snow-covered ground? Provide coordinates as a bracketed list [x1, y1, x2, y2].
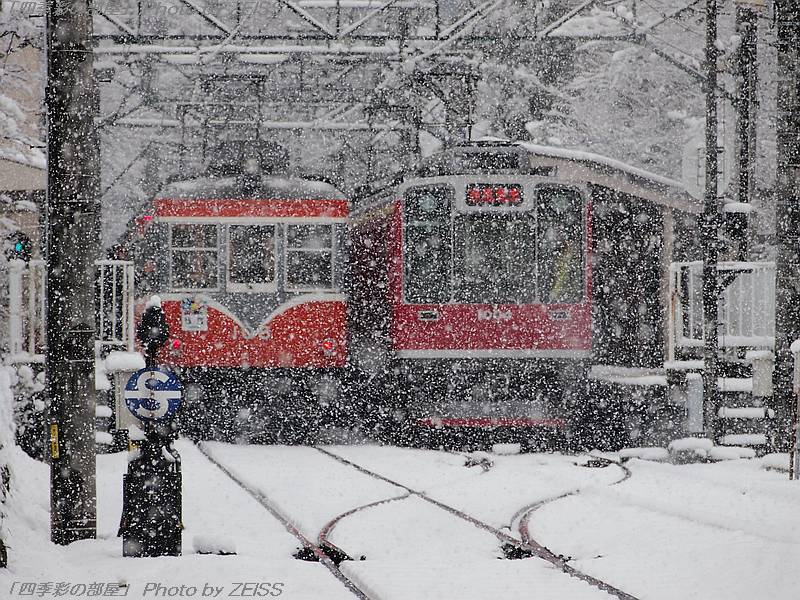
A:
[1, 441, 353, 599]
[3, 440, 800, 599]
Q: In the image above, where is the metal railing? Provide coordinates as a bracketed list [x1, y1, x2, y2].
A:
[96, 260, 136, 354]
[5, 259, 46, 362]
[668, 261, 775, 361]
[4, 259, 136, 363]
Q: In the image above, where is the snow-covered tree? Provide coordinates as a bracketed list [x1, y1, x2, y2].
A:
[0, 6, 45, 169]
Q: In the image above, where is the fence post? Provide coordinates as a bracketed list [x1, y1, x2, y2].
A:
[8, 262, 24, 357]
[790, 341, 800, 479]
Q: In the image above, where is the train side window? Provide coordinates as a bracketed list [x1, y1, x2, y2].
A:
[404, 186, 453, 304]
[285, 224, 334, 290]
[169, 223, 219, 290]
[227, 225, 276, 292]
[536, 187, 584, 304]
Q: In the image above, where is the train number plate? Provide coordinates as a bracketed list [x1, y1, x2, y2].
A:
[181, 298, 208, 332]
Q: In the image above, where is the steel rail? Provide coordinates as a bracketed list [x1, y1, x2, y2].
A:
[315, 447, 641, 600]
[194, 442, 373, 600]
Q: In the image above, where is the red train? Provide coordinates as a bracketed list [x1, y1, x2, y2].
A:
[129, 143, 348, 443]
[347, 142, 696, 448]
[126, 141, 695, 448]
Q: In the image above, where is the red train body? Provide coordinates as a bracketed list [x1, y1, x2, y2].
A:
[130, 171, 349, 442]
[348, 146, 594, 445]
[346, 142, 696, 447]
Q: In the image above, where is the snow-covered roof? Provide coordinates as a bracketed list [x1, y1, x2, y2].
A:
[517, 142, 700, 213]
[155, 175, 347, 200]
[412, 142, 698, 213]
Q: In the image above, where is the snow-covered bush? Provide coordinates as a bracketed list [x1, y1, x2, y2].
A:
[10, 364, 46, 461]
[0, 366, 16, 567]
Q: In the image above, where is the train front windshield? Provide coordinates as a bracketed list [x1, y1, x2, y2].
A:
[403, 185, 584, 304]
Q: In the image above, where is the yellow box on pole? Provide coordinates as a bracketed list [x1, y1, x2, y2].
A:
[49, 424, 59, 459]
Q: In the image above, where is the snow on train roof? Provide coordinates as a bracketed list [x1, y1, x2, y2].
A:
[156, 175, 347, 200]
[517, 142, 682, 190]
[518, 142, 699, 213]
[407, 142, 698, 213]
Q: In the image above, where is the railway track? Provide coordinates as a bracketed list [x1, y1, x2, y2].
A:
[316, 447, 640, 600]
[196, 441, 641, 600]
[194, 442, 373, 600]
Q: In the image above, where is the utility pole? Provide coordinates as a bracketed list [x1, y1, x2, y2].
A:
[774, 0, 800, 451]
[702, 0, 721, 438]
[45, 0, 100, 544]
[731, 4, 759, 260]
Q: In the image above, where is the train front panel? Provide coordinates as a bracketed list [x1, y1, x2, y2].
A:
[131, 178, 349, 442]
[351, 174, 592, 444]
[389, 177, 591, 358]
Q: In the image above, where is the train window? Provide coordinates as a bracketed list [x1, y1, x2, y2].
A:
[453, 214, 537, 304]
[285, 224, 334, 290]
[404, 186, 453, 304]
[169, 224, 219, 290]
[227, 225, 276, 292]
[536, 187, 584, 304]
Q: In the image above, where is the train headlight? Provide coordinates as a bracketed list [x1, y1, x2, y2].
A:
[320, 338, 337, 357]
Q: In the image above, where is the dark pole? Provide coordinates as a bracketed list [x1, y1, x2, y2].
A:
[773, 0, 800, 451]
[732, 5, 758, 260]
[46, 0, 101, 544]
[702, 0, 721, 438]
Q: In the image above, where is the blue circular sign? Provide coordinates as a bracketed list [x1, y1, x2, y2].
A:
[124, 367, 183, 422]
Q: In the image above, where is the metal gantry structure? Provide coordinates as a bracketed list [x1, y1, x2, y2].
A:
[92, 0, 510, 185]
[90, 0, 719, 191]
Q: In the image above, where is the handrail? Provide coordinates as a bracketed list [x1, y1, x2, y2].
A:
[4, 259, 135, 364]
[668, 261, 775, 361]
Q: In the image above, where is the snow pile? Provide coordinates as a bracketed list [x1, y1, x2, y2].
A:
[95, 431, 114, 446]
[762, 453, 790, 472]
[192, 534, 237, 555]
[618, 447, 670, 462]
[668, 437, 714, 461]
[128, 424, 146, 441]
[0, 366, 15, 561]
[717, 377, 753, 393]
[668, 437, 714, 452]
[95, 405, 114, 418]
[94, 361, 112, 391]
[707, 446, 756, 461]
[104, 351, 146, 372]
[719, 434, 767, 447]
[97, 351, 145, 393]
[718, 407, 771, 419]
[622, 443, 756, 463]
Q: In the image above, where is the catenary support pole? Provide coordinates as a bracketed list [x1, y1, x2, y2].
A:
[732, 5, 758, 260]
[774, 0, 800, 452]
[702, 0, 721, 439]
[46, 0, 101, 544]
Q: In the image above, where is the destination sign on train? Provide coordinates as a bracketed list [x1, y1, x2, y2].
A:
[465, 184, 524, 207]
